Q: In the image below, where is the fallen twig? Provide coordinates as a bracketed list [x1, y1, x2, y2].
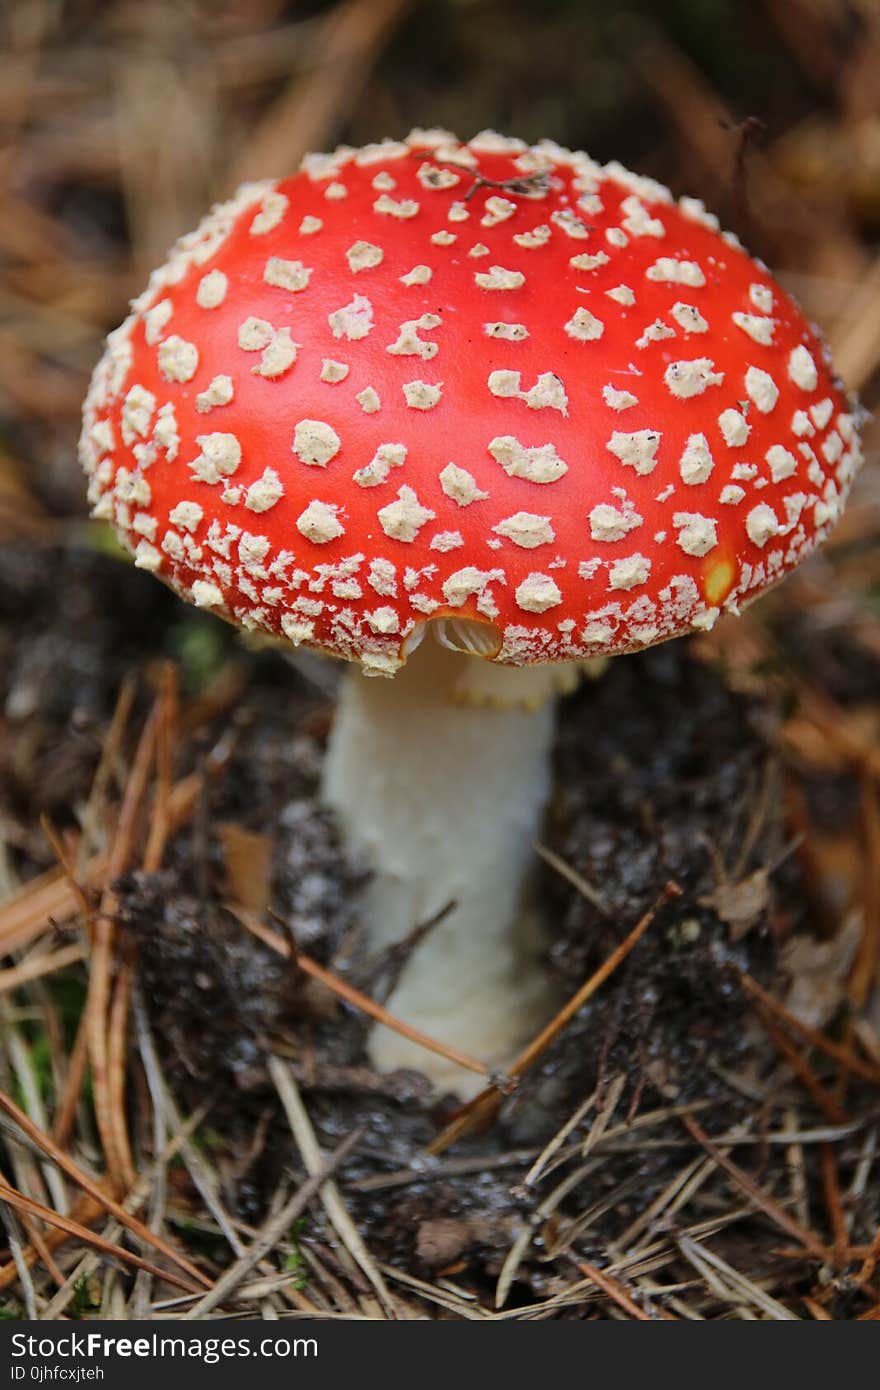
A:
[428, 883, 681, 1154]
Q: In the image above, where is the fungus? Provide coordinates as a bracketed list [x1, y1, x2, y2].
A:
[80, 130, 862, 1095]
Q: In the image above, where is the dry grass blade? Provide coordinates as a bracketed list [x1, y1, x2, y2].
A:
[819, 1142, 849, 1258]
[131, 985, 243, 1262]
[803, 1295, 834, 1319]
[0, 1175, 199, 1295]
[500, 1102, 637, 1293]
[616, 1154, 708, 1253]
[235, 908, 489, 1079]
[502, 880, 678, 1077]
[106, 960, 134, 1186]
[681, 1114, 828, 1259]
[0, 1202, 37, 1319]
[754, 1005, 848, 1124]
[581, 1073, 627, 1158]
[575, 1259, 656, 1320]
[857, 1222, 880, 1286]
[268, 1055, 394, 1317]
[27, 1101, 211, 1319]
[2, 1010, 68, 1218]
[227, 0, 413, 188]
[377, 1262, 490, 1320]
[0, 943, 85, 994]
[428, 883, 681, 1155]
[347, 1147, 539, 1193]
[16, 1212, 65, 1293]
[39, 816, 95, 924]
[0, 867, 80, 957]
[677, 1235, 799, 1320]
[0, 1087, 210, 1289]
[50, 1008, 90, 1149]
[0, 731, 235, 962]
[183, 1126, 364, 1319]
[736, 968, 880, 1084]
[85, 705, 158, 1190]
[533, 842, 609, 916]
[0, 1195, 104, 1292]
[522, 1087, 600, 1189]
[143, 662, 179, 874]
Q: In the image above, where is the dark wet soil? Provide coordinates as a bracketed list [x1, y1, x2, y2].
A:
[0, 540, 863, 1300]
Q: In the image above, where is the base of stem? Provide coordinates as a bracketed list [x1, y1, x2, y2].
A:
[321, 634, 561, 1096]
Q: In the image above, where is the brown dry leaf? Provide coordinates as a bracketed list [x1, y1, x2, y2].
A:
[217, 823, 274, 915]
[781, 917, 863, 1030]
[702, 867, 773, 941]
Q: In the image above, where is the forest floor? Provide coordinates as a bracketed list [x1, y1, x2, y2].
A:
[1, 0, 879, 1320]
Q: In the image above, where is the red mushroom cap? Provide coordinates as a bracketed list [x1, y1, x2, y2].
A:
[80, 129, 863, 675]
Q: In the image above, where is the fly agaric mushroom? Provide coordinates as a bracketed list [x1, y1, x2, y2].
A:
[80, 129, 862, 1094]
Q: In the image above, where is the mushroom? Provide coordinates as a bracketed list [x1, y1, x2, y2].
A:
[80, 129, 863, 1095]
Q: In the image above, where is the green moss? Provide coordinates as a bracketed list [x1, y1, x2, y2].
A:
[283, 1218, 309, 1291]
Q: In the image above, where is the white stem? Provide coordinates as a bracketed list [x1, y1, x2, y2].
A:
[321, 632, 560, 1095]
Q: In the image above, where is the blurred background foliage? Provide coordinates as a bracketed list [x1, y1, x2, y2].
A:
[1, 0, 878, 529]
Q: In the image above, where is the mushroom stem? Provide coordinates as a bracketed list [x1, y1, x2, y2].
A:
[321, 633, 560, 1096]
